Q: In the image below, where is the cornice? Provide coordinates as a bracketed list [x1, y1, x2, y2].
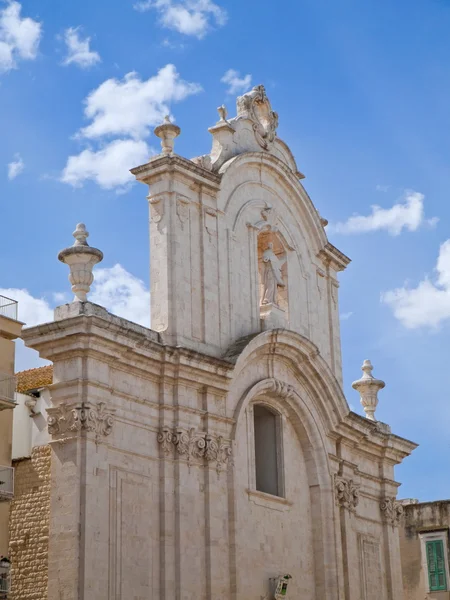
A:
[130, 154, 222, 189]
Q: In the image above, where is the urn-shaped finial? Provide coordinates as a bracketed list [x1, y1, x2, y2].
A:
[58, 223, 103, 302]
[352, 359, 385, 421]
[154, 115, 181, 155]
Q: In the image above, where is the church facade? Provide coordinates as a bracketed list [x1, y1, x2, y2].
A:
[19, 86, 416, 600]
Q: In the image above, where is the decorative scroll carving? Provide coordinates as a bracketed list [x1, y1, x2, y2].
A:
[247, 203, 278, 232]
[265, 378, 295, 400]
[380, 496, 404, 526]
[149, 196, 164, 223]
[47, 403, 80, 435]
[236, 84, 278, 150]
[204, 207, 218, 237]
[176, 195, 189, 229]
[335, 475, 360, 512]
[157, 427, 173, 455]
[157, 427, 233, 475]
[47, 401, 115, 437]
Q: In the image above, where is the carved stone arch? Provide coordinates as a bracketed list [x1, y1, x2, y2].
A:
[230, 376, 339, 598]
[219, 152, 328, 257]
[231, 329, 350, 429]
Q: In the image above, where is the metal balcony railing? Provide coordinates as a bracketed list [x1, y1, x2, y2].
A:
[0, 466, 13, 501]
[0, 373, 15, 409]
[0, 295, 18, 321]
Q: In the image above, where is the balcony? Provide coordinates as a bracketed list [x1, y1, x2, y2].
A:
[0, 373, 16, 410]
[0, 295, 17, 321]
[0, 466, 13, 501]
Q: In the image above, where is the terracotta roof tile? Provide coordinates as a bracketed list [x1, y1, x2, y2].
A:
[16, 365, 53, 393]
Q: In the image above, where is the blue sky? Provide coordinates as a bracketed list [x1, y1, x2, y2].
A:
[1, 0, 450, 501]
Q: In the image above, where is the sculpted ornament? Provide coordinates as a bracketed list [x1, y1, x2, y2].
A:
[236, 84, 278, 150]
[149, 196, 164, 223]
[335, 475, 360, 512]
[247, 203, 279, 233]
[47, 401, 115, 437]
[380, 496, 404, 526]
[157, 427, 233, 475]
[261, 243, 286, 306]
[176, 195, 190, 228]
[266, 379, 295, 400]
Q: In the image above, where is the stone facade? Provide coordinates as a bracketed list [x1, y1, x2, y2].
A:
[19, 86, 417, 600]
[400, 500, 450, 600]
[9, 445, 51, 600]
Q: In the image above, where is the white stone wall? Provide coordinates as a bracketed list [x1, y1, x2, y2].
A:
[21, 305, 416, 600]
[12, 390, 51, 459]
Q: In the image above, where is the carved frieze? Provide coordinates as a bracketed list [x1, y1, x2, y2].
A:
[157, 427, 233, 474]
[47, 401, 115, 437]
[380, 496, 404, 526]
[335, 475, 360, 512]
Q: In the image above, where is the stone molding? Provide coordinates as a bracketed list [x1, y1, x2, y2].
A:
[157, 426, 233, 474]
[47, 401, 115, 437]
[380, 496, 404, 526]
[335, 475, 360, 512]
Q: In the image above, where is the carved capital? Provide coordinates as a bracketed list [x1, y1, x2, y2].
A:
[380, 496, 404, 526]
[157, 427, 233, 475]
[335, 475, 360, 513]
[47, 401, 115, 437]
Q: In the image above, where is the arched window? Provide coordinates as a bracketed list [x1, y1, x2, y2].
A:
[253, 404, 283, 497]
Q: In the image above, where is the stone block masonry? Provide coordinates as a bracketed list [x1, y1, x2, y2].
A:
[8, 445, 51, 600]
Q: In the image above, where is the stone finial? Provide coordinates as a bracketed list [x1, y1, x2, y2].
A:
[58, 223, 103, 303]
[217, 104, 227, 121]
[352, 360, 385, 421]
[154, 115, 181, 155]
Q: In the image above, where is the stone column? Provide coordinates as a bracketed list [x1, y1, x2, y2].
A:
[334, 473, 362, 600]
[380, 495, 405, 600]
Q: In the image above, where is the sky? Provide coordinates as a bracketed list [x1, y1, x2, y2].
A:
[1, 0, 450, 501]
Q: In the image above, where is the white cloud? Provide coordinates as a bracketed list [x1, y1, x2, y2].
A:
[221, 69, 252, 95]
[61, 64, 201, 190]
[376, 184, 390, 192]
[134, 0, 227, 38]
[1, 265, 150, 371]
[78, 65, 201, 140]
[328, 190, 437, 236]
[61, 139, 150, 190]
[90, 264, 150, 327]
[62, 27, 101, 69]
[0, 287, 54, 372]
[7, 153, 24, 179]
[340, 311, 353, 321]
[382, 240, 450, 329]
[0, 1, 41, 73]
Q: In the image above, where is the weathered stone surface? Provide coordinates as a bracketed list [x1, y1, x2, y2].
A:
[13, 86, 418, 600]
[8, 445, 51, 600]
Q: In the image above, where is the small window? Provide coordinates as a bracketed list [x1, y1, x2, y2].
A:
[426, 540, 447, 591]
[253, 404, 282, 497]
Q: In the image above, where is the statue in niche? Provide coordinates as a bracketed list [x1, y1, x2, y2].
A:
[261, 243, 286, 306]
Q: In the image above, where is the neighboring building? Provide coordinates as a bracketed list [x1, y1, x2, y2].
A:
[400, 499, 450, 600]
[0, 295, 22, 596]
[15, 86, 417, 600]
[8, 366, 53, 600]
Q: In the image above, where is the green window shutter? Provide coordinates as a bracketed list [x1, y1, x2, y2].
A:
[426, 540, 447, 591]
